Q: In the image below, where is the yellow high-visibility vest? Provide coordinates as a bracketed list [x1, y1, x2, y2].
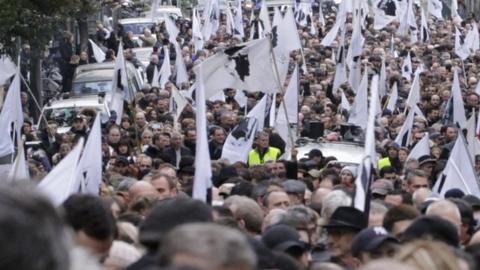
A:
[248, 147, 281, 166]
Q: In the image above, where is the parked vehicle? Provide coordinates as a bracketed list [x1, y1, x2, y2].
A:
[35, 96, 111, 134]
[296, 138, 365, 166]
[72, 62, 143, 99]
[118, 17, 156, 46]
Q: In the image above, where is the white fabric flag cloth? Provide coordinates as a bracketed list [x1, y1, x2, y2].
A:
[283, 65, 299, 124]
[171, 87, 189, 124]
[346, 12, 365, 69]
[372, 0, 398, 30]
[221, 95, 266, 163]
[225, 4, 235, 35]
[275, 102, 295, 160]
[397, 0, 417, 37]
[272, 6, 302, 85]
[451, 0, 462, 24]
[0, 55, 16, 84]
[259, 0, 272, 35]
[452, 68, 467, 129]
[434, 135, 480, 197]
[379, 57, 387, 98]
[320, 0, 347, 46]
[354, 76, 379, 212]
[407, 133, 430, 161]
[0, 72, 23, 157]
[295, 1, 313, 27]
[152, 65, 160, 87]
[395, 108, 415, 147]
[348, 67, 368, 129]
[406, 69, 421, 109]
[159, 46, 172, 89]
[165, 16, 180, 44]
[196, 38, 277, 99]
[233, 1, 245, 39]
[340, 90, 351, 111]
[465, 23, 480, 53]
[401, 52, 413, 81]
[201, 0, 220, 41]
[349, 59, 362, 93]
[269, 93, 276, 128]
[428, 0, 443, 20]
[192, 9, 204, 53]
[192, 68, 212, 202]
[455, 27, 470, 60]
[76, 115, 102, 195]
[467, 111, 480, 160]
[89, 39, 106, 63]
[272, 6, 282, 28]
[386, 83, 398, 112]
[38, 138, 84, 206]
[420, 8, 429, 43]
[7, 135, 29, 183]
[110, 42, 129, 124]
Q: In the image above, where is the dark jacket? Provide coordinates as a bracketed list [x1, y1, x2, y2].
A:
[162, 146, 192, 167]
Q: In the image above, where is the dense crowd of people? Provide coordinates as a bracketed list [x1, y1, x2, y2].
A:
[3, 0, 480, 269]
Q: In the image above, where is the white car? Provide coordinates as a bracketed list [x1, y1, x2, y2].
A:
[296, 138, 365, 166]
[118, 17, 157, 46]
[35, 97, 111, 134]
[145, 5, 183, 22]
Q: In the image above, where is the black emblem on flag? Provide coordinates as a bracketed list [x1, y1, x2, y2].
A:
[271, 26, 278, 48]
[378, 0, 397, 16]
[232, 54, 250, 81]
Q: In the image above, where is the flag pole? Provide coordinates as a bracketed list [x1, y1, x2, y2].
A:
[268, 38, 296, 148]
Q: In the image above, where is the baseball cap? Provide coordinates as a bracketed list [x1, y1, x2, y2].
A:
[351, 227, 398, 257]
[371, 179, 394, 196]
[262, 224, 309, 253]
[418, 155, 436, 167]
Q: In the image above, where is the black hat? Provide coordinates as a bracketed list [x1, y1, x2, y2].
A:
[418, 155, 436, 167]
[400, 216, 459, 247]
[444, 188, 465, 199]
[351, 227, 398, 257]
[262, 224, 308, 253]
[323, 207, 366, 231]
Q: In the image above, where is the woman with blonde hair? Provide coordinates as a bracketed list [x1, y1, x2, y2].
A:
[395, 240, 462, 270]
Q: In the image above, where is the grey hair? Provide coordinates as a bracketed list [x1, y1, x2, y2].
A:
[321, 190, 352, 221]
[159, 223, 257, 270]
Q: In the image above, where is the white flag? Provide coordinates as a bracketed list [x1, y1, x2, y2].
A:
[348, 67, 368, 129]
[386, 82, 398, 112]
[397, 0, 417, 37]
[401, 52, 412, 81]
[221, 95, 266, 163]
[259, 0, 272, 35]
[465, 23, 480, 53]
[394, 108, 415, 147]
[420, 8, 430, 43]
[171, 86, 189, 124]
[372, 0, 398, 30]
[202, 0, 220, 41]
[428, 0, 443, 20]
[195, 38, 277, 99]
[451, 0, 462, 24]
[110, 42, 129, 124]
[379, 57, 387, 98]
[233, 1, 245, 39]
[38, 138, 84, 206]
[340, 90, 351, 112]
[89, 39, 106, 63]
[152, 65, 160, 87]
[7, 135, 29, 182]
[349, 59, 362, 93]
[269, 93, 276, 128]
[271, 6, 302, 85]
[321, 0, 347, 46]
[159, 46, 172, 89]
[284, 65, 299, 124]
[455, 27, 470, 60]
[165, 16, 180, 44]
[193, 67, 212, 202]
[467, 110, 480, 160]
[174, 43, 188, 87]
[0, 72, 23, 157]
[192, 9, 204, 53]
[346, 11, 365, 70]
[295, 1, 313, 27]
[451, 68, 467, 129]
[434, 134, 480, 197]
[76, 115, 102, 195]
[354, 76, 379, 212]
[406, 69, 421, 109]
[407, 133, 430, 161]
[0, 55, 16, 84]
